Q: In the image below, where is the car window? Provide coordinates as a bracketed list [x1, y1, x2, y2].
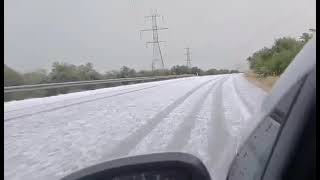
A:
[262, 68, 315, 180]
[227, 76, 306, 180]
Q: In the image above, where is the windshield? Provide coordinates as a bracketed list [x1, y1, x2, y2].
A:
[4, 0, 316, 180]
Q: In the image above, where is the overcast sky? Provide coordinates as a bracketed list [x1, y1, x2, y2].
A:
[4, 0, 316, 73]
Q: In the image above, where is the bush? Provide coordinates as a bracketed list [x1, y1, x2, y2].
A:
[247, 31, 314, 77]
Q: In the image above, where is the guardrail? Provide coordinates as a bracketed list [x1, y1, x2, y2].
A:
[4, 75, 193, 93]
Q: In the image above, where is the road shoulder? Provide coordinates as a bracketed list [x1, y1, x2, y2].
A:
[243, 72, 279, 93]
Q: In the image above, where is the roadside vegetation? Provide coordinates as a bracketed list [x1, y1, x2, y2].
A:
[245, 29, 315, 91]
[4, 63, 239, 86]
[4, 63, 239, 101]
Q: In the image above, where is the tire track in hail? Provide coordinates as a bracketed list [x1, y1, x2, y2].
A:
[4, 77, 190, 114]
[230, 75, 254, 114]
[102, 78, 215, 160]
[165, 79, 222, 151]
[4, 79, 195, 122]
[4, 77, 194, 122]
[206, 78, 236, 180]
[127, 78, 223, 157]
[4, 85, 154, 113]
[175, 76, 229, 166]
[4, 85, 159, 122]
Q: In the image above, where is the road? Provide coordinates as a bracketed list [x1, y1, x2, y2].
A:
[4, 74, 266, 180]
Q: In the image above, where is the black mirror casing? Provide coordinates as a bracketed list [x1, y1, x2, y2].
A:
[61, 152, 211, 180]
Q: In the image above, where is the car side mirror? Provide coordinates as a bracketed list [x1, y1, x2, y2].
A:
[61, 152, 212, 180]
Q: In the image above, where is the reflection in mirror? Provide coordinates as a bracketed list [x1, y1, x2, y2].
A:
[61, 152, 211, 180]
[111, 169, 190, 180]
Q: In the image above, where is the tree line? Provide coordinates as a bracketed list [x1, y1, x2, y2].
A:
[4, 63, 239, 86]
[247, 29, 315, 77]
[4, 63, 239, 101]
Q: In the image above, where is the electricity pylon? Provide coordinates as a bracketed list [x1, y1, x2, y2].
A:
[185, 47, 191, 68]
[140, 11, 168, 71]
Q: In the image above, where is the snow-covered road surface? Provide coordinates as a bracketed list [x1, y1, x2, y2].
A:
[4, 74, 267, 180]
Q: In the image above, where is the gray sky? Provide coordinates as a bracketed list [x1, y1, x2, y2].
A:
[4, 0, 316, 73]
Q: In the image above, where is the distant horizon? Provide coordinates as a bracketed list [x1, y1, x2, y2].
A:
[4, 61, 244, 74]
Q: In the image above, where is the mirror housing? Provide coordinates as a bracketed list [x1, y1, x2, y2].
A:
[61, 152, 211, 180]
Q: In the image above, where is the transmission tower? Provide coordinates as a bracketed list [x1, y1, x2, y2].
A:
[140, 11, 168, 71]
[185, 47, 192, 68]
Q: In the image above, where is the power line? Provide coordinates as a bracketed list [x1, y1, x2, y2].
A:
[185, 47, 191, 68]
[140, 10, 168, 71]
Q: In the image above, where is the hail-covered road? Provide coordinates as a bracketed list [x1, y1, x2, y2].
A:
[4, 74, 266, 180]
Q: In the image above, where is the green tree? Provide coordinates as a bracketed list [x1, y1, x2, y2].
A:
[49, 62, 80, 82]
[77, 63, 102, 80]
[206, 68, 219, 75]
[46, 62, 80, 95]
[4, 64, 24, 86]
[119, 66, 136, 78]
[246, 32, 312, 77]
[190, 67, 203, 75]
[4, 64, 26, 101]
[171, 65, 190, 75]
[23, 69, 48, 85]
